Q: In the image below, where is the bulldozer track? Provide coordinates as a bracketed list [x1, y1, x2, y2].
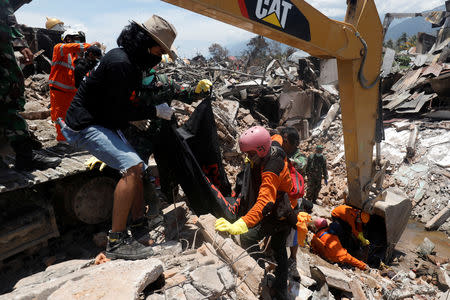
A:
[0, 145, 94, 194]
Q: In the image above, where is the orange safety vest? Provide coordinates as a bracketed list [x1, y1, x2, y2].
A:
[48, 42, 91, 92]
[331, 204, 363, 238]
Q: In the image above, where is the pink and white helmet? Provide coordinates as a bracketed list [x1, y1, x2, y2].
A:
[239, 126, 271, 158]
[314, 218, 328, 230]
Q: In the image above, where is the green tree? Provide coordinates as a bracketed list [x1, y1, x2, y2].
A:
[407, 35, 417, 47]
[385, 39, 394, 49]
[246, 35, 269, 66]
[396, 32, 408, 50]
[208, 43, 229, 62]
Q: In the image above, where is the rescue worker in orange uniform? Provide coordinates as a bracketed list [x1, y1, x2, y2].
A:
[48, 29, 100, 141]
[311, 218, 367, 270]
[331, 204, 371, 253]
[215, 126, 298, 300]
[271, 127, 313, 269]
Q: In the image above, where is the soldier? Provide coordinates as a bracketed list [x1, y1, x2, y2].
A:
[305, 145, 328, 203]
[0, 0, 61, 170]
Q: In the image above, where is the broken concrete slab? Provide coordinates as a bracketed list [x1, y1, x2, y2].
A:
[2, 258, 163, 300]
[13, 259, 91, 289]
[190, 265, 224, 296]
[48, 259, 163, 300]
[316, 265, 352, 292]
[183, 283, 205, 300]
[164, 286, 186, 300]
[217, 266, 236, 290]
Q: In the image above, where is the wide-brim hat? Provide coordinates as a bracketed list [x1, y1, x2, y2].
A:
[132, 15, 178, 61]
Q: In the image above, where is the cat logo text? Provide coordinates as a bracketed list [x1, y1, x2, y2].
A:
[255, 0, 293, 29]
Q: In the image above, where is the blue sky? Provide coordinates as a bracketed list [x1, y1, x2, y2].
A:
[15, 0, 444, 58]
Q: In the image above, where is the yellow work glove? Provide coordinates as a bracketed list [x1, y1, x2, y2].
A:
[195, 79, 212, 94]
[215, 218, 248, 235]
[85, 156, 107, 171]
[357, 232, 370, 246]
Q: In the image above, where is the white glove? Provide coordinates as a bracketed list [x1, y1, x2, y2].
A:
[155, 103, 174, 120]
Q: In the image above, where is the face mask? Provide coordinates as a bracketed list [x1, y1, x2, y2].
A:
[132, 47, 161, 70]
[74, 39, 80, 43]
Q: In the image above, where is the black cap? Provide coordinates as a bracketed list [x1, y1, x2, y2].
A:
[86, 45, 102, 58]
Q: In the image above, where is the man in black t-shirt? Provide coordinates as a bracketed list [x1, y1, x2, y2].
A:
[61, 16, 179, 260]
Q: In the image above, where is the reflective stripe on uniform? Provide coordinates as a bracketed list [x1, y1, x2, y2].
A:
[319, 231, 328, 238]
[48, 80, 76, 90]
[51, 61, 74, 70]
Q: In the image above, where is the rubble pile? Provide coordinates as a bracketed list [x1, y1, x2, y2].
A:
[2, 206, 449, 300]
[5, 19, 448, 297]
[22, 74, 51, 120]
[381, 4, 450, 119]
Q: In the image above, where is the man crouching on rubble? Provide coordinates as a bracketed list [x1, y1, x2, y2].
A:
[58, 15, 178, 260]
[215, 126, 299, 300]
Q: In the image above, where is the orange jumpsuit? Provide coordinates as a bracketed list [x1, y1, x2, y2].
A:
[311, 228, 367, 270]
[241, 144, 294, 228]
[331, 204, 363, 238]
[49, 42, 91, 141]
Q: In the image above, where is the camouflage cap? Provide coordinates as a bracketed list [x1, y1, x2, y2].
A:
[316, 145, 324, 150]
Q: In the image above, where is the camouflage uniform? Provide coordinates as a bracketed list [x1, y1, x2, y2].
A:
[290, 148, 307, 176]
[305, 151, 328, 203]
[0, 0, 30, 144]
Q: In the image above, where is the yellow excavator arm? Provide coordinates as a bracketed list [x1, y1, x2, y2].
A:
[163, 0, 411, 261]
[163, 0, 381, 206]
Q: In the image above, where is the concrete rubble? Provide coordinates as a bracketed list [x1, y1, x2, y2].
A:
[1, 9, 450, 299]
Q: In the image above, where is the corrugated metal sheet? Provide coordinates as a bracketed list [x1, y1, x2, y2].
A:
[397, 92, 423, 109]
[383, 92, 411, 110]
[391, 68, 423, 92]
[396, 93, 437, 114]
[422, 63, 443, 77]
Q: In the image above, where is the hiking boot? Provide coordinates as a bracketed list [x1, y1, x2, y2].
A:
[129, 216, 163, 246]
[15, 151, 61, 171]
[106, 230, 154, 260]
[29, 132, 43, 150]
[129, 217, 150, 241]
[12, 140, 61, 171]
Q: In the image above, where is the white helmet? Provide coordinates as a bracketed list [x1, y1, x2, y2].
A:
[61, 29, 80, 41]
